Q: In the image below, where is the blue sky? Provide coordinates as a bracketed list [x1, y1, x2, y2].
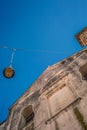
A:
[0, 0, 87, 122]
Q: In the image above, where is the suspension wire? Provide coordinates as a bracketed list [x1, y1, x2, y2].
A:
[0, 45, 75, 54]
[9, 49, 16, 68]
[0, 45, 85, 68]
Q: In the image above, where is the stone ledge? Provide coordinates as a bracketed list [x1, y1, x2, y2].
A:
[45, 97, 81, 124]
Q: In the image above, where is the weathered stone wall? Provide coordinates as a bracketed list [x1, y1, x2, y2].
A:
[1, 48, 87, 130]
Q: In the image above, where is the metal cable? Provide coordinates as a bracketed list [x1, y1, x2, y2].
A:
[0, 45, 75, 54]
[9, 49, 16, 68]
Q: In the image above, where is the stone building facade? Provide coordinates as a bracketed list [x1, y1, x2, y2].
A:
[1, 48, 87, 130]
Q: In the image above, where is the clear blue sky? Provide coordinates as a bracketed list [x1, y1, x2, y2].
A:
[0, 0, 87, 122]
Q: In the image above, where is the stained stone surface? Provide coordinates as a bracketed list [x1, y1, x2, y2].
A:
[1, 49, 87, 130]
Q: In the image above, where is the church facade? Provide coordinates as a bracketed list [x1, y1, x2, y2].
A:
[1, 48, 87, 130]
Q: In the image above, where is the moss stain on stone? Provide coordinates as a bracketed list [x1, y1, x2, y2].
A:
[74, 107, 87, 130]
[54, 120, 59, 130]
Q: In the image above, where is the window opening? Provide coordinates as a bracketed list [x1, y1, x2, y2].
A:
[22, 105, 34, 124]
[79, 63, 87, 80]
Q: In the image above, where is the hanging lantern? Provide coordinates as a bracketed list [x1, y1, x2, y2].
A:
[3, 48, 16, 78]
[3, 67, 15, 78]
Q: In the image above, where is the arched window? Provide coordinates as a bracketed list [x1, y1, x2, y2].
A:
[22, 105, 34, 124]
[79, 63, 87, 80]
[18, 105, 34, 130]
